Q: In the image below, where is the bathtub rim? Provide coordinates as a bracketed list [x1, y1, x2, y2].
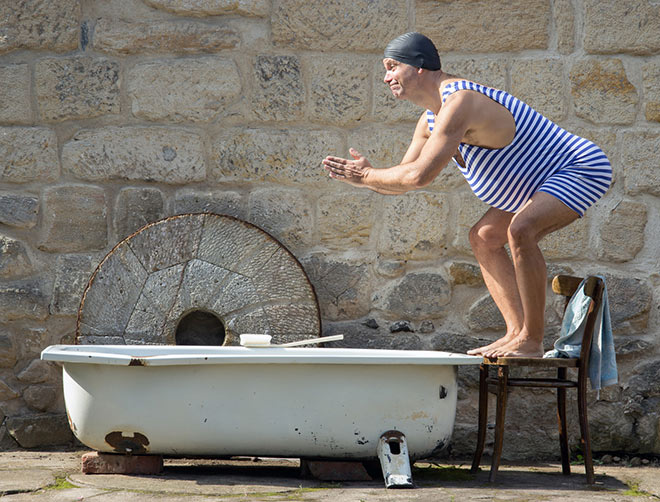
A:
[41, 344, 482, 367]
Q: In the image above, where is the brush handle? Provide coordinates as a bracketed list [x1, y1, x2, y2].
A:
[278, 334, 344, 347]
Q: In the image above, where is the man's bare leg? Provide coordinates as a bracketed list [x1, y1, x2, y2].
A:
[484, 192, 579, 358]
[467, 208, 524, 355]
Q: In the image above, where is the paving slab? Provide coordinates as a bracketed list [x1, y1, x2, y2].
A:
[1, 450, 659, 501]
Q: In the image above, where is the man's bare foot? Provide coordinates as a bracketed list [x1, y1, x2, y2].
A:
[483, 335, 543, 359]
[467, 332, 518, 355]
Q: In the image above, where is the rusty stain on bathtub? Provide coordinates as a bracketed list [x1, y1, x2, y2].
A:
[105, 431, 150, 454]
[66, 410, 77, 433]
[129, 358, 147, 366]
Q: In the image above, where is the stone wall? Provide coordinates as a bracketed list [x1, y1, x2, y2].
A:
[0, 0, 659, 460]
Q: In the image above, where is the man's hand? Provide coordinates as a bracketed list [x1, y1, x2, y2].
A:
[322, 148, 372, 187]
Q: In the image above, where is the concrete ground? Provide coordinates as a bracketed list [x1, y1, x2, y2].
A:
[1, 450, 660, 501]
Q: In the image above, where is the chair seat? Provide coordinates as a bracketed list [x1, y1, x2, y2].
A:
[482, 356, 580, 368]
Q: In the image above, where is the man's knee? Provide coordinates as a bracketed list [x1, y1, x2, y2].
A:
[507, 217, 537, 248]
[469, 222, 506, 251]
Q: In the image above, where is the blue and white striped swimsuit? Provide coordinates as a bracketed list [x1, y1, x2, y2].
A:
[427, 80, 612, 216]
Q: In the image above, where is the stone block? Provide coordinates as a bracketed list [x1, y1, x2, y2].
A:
[309, 56, 370, 126]
[50, 254, 99, 316]
[374, 271, 451, 320]
[467, 293, 506, 332]
[128, 58, 241, 122]
[348, 126, 415, 170]
[17, 359, 52, 384]
[539, 213, 589, 260]
[621, 131, 660, 197]
[0, 425, 19, 450]
[0, 334, 16, 368]
[604, 274, 652, 331]
[62, 127, 205, 184]
[14, 326, 48, 360]
[589, 401, 636, 451]
[5, 414, 73, 448]
[317, 191, 375, 248]
[453, 190, 489, 253]
[449, 262, 483, 287]
[554, 0, 575, 54]
[0, 64, 31, 123]
[0, 235, 32, 278]
[323, 321, 423, 350]
[23, 384, 58, 412]
[642, 62, 660, 123]
[511, 59, 566, 122]
[0, 0, 79, 54]
[443, 57, 507, 90]
[81, 451, 163, 475]
[302, 255, 371, 322]
[375, 260, 405, 278]
[211, 127, 339, 187]
[0, 127, 59, 183]
[598, 200, 647, 263]
[252, 55, 304, 122]
[417, 0, 550, 53]
[377, 192, 449, 259]
[272, 0, 406, 51]
[39, 185, 107, 253]
[247, 188, 313, 251]
[35, 56, 120, 121]
[570, 59, 638, 125]
[584, 0, 660, 55]
[93, 18, 240, 55]
[114, 188, 165, 240]
[173, 189, 245, 219]
[372, 60, 421, 124]
[144, 0, 269, 16]
[0, 192, 39, 228]
[0, 277, 49, 321]
[0, 380, 19, 401]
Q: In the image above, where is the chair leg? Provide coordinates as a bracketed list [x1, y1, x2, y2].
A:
[489, 365, 509, 482]
[556, 368, 570, 475]
[471, 363, 489, 473]
[578, 376, 595, 484]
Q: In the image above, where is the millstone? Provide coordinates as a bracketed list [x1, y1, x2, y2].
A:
[76, 213, 320, 345]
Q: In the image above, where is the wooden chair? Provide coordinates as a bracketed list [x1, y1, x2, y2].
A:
[470, 275, 605, 484]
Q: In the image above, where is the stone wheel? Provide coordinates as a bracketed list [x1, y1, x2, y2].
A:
[76, 213, 321, 345]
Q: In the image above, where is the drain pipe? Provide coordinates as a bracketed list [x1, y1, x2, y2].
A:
[377, 430, 414, 489]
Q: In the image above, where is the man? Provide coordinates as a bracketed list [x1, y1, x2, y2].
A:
[322, 32, 611, 358]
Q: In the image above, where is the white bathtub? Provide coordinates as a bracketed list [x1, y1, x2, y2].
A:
[42, 345, 480, 461]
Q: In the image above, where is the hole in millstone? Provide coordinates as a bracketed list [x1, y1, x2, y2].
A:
[175, 310, 226, 346]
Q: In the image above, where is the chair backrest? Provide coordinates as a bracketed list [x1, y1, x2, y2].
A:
[551, 275, 605, 369]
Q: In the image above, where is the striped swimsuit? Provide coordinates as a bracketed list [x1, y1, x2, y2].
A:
[427, 80, 612, 216]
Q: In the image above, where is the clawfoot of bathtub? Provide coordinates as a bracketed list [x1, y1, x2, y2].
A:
[377, 430, 414, 489]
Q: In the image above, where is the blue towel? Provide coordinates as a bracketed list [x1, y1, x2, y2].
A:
[543, 277, 617, 395]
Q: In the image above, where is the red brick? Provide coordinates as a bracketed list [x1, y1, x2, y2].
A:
[81, 451, 163, 474]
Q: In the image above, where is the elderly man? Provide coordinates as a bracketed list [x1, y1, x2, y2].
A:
[322, 32, 611, 358]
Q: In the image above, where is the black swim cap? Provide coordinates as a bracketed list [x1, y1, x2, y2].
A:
[383, 32, 441, 71]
